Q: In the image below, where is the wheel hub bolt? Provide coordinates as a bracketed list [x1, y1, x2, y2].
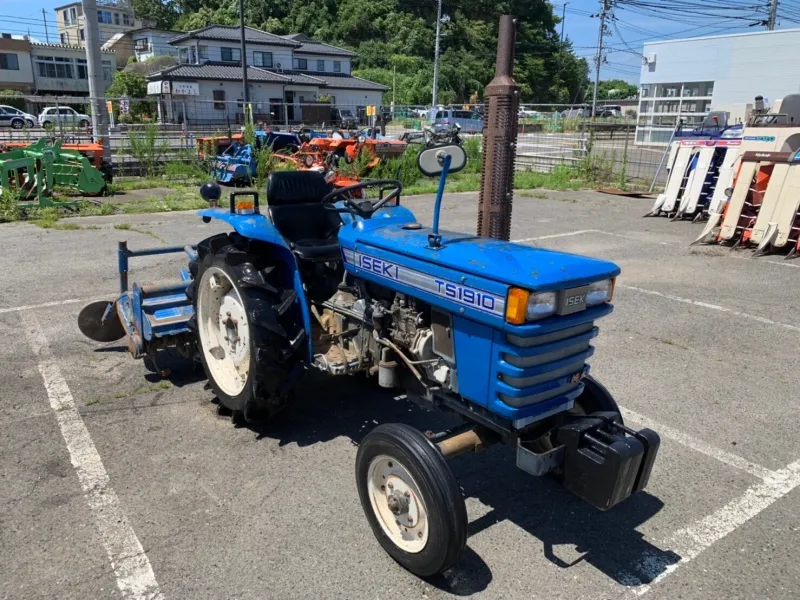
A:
[387, 492, 409, 515]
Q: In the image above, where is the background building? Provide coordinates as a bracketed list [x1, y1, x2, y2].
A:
[55, 0, 144, 46]
[636, 28, 800, 144]
[0, 36, 34, 93]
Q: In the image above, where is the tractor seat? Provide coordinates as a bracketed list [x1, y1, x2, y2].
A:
[266, 171, 341, 262]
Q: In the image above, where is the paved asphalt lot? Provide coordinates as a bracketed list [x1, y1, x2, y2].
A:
[2, 188, 799, 600]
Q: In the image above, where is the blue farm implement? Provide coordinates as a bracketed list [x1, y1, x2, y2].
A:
[78, 18, 660, 578]
[213, 130, 301, 185]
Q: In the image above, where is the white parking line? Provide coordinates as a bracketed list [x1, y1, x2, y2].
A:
[623, 459, 800, 595]
[21, 311, 164, 600]
[617, 284, 800, 333]
[512, 229, 597, 243]
[621, 407, 776, 481]
[0, 296, 105, 315]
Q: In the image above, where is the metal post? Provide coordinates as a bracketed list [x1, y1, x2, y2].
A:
[239, 0, 249, 113]
[42, 9, 50, 44]
[477, 15, 520, 241]
[118, 241, 129, 294]
[431, 0, 443, 110]
[560, 2, 568, 44]
[591, 0, 610, 120]
[768, 0, 778, 30]
[81, 0, 110, 160]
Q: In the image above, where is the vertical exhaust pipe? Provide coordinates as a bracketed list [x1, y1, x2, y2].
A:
[477, 15, 521, 241]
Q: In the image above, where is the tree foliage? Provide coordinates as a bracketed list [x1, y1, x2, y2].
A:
[597, 79, 639, 100]
[134, 0, 590, 104]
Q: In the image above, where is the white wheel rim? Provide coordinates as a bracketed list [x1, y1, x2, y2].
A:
[197, 266, 251, 397]
[367, 455, 429, 553]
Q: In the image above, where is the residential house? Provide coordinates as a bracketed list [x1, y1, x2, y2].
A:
[103, 28, 181, 69]
[55, 0, 144, 47]
[145, 25, 387, 125]
[0, 36, 34, 93]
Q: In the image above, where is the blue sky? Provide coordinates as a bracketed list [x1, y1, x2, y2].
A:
[1, 0, 795, 84]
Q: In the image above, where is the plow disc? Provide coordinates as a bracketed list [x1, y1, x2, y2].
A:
[78, 300, 126, 342]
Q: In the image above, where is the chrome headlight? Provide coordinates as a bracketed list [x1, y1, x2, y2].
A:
[526, 291, 557, 321]
[586, 279, 614, 306]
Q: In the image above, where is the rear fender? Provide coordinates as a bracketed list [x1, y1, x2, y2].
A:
[197, 208, 313, 362]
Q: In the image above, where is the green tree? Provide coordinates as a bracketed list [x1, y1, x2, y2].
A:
[597, 79, 639, 100]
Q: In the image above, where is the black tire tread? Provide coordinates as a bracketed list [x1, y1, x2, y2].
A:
[190, 233, 305, 421]
[356, 423, 467, 577]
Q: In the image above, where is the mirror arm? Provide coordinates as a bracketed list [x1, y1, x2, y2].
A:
[428, 154, 452, 249]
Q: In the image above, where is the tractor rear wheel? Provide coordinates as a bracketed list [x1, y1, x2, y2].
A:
[356, 423, 467, 577]
[190, 233, 305, 423]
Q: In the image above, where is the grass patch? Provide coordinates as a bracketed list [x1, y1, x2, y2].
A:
[113, 380, 172, 400]
[113, 222, 167, 244]
[85, 398, 102, 407]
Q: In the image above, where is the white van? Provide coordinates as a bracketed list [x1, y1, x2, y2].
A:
[432, 109, 484, 133]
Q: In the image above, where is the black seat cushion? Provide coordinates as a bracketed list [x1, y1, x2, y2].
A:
[267, 171, 342, 262]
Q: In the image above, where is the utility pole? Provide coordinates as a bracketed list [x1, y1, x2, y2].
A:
[591, 0, 611, 119]
[768, 0, 778, 30]
[81, 0, 109, 158]
[561, 2, 568, 45]
[239, 0, 249, 121]
[42, 9, 50, 44]
[431, 0, 443, 111]
[392, 65, 396, 114]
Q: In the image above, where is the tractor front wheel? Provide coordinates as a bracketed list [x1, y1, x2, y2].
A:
[191, 233, 304, 423]
[356, 423, 467, 577]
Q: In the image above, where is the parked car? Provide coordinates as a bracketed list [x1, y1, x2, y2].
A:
[432, 109, 484, 134]
[38, 106, 91, 129]
[329, 107, 358, 129]
[518, 108, 540, 119]
[0, 105, 36, 129]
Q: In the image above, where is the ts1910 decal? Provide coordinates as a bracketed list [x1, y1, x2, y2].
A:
[343, 249, 505, 317]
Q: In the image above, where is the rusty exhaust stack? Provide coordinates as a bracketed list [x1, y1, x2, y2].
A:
[477, 15, 520, 241]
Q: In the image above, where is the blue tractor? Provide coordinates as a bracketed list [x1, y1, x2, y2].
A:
[79, 143, 659, 577]
[213, 130, 301, 186]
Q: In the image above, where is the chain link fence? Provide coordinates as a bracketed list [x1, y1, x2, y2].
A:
[0, 95, 668, 189]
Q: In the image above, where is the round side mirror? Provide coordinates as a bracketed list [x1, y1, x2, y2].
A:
[200, 182, 221, 206]
[417, 144, 468, 177]
[724, 187, 734, 198]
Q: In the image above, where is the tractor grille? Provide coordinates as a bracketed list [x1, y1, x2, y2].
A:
[495, 321, 597, 408]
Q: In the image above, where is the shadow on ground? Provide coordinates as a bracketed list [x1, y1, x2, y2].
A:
[233, 370, 680, 592]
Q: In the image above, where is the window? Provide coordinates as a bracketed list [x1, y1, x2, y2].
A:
[76, 58, 87, 79]
[70, 7, 77, 23]
[0, 53, 20, 70]
[179, 47, 189, 64]
[253, 51, 272, 68]
[114, 12, 120, 25]
[102, 59, 112, 82]
[198, 45, 209, 60]
[36, 56, 74, 79]
[333, 60, 341, 73]
[134, 38, 148, 52]
[213, 90, 226, 110]
[190, 46, 196, 63]
[317, 59, 324, 71]
[295, 57, 307, 70]
[60, 33, 68, 45]
[123, 13, 130, 26]
[80, 29, 85, 41]
[221, 47, 241, 62]
[63, 10, 70, 25]
[98, 11, 112, 24]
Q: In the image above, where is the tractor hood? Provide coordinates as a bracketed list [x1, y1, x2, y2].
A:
[345, 222, 620, 291]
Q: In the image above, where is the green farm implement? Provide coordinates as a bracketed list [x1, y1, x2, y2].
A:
[0, 138, 110, 207]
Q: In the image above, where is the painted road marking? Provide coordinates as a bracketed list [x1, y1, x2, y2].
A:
[512, 229, 596, 243]
[0, 296, 106, 315]
[621, 459, 800, 595]
[617, 284, 800, 333]
[21, 311, 164, 600]
[621, 407, 776, 481]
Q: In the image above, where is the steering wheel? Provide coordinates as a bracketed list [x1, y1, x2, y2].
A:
[321, 179, 403, 219]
